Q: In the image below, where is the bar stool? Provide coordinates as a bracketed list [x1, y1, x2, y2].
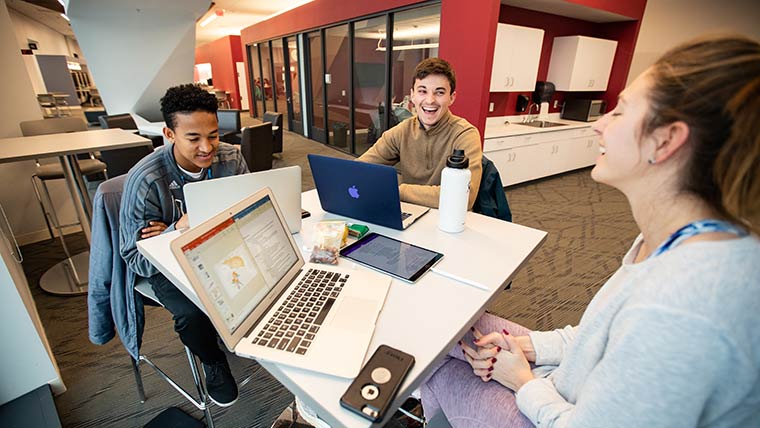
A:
[20, 118, 108, 245]
[51, 92, 72, 117]
[214, 90, 230, 109]
[36, 93, 60, 118]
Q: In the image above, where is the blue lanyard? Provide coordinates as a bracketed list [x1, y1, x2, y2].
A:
[649, 219, 746, 258]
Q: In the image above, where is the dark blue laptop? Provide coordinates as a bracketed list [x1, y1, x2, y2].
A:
[307, 154, 429, 230]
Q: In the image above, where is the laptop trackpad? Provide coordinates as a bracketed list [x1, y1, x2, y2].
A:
[329, 297, 379, 333]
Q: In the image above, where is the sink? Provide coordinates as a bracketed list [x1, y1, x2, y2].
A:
[522, 120, 567, 128]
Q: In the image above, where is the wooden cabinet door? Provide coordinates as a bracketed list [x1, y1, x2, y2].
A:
[490, 24, 517, 91]
[492, 143, 551, 186]
[490, 24, 543, 92]
[551, 135, 600, 173]
[547, 36, 617, 91]
[510, 26, 544, 91]
[581, 37, 617, 90]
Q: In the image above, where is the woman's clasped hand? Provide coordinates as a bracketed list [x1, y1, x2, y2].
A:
[461, 327, 537, 391]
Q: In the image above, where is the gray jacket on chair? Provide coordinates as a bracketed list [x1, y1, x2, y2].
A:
[88, 175, 145, 359]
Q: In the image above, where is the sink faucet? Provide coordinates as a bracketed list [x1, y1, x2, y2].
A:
[524, 103, 540, 123]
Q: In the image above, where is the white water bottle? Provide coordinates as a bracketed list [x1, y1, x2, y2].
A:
[438, 149, 471, 233]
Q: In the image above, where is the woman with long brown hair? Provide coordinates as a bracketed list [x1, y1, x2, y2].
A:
[420, 34, 760, 428]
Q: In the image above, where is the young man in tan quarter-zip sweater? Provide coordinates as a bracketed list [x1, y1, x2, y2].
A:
[358, 58, 482, 209]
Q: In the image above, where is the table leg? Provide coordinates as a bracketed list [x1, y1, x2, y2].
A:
[39, 251, 89, 295]
[39, 155, 94, 295]
[59, 155, 92, 243]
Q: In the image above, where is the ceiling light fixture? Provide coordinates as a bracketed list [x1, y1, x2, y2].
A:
[200, 9, 224, 27]
[375, 39, 439, 51]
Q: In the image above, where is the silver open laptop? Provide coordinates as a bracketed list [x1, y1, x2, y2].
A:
[184, 166, 302, 233]
[170, 187, 391, 378]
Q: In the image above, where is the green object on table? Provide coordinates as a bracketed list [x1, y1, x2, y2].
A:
[347, 223, 369, 239]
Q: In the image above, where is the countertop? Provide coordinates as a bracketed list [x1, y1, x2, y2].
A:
[484, 114, 595, 139]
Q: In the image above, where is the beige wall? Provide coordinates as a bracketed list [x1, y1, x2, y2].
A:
[9, 7, 72, 94]
[628, 0, 760, 84]
[2, 2, 81, 244]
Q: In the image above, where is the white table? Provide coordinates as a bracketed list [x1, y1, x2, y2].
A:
[0, 129, 152, 295]
[137, 190, 546, 426]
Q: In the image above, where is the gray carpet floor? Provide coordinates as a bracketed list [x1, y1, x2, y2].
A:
[19, 120, 639, 427]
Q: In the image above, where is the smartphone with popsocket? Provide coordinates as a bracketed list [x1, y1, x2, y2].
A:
[340, 345, 415, 422]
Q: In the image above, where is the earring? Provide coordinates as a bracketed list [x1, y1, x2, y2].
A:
[648, 158, 656, 165]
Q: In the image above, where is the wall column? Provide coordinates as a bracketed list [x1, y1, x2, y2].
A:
[66, 0, 209, 121]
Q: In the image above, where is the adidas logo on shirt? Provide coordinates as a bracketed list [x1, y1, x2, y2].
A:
[169, 180, 180, 190]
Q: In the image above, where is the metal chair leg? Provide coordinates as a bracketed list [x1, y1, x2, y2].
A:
[37, 178, 75, 260]
[30, 175, 55, 240]
[130, 356, 147, 403]
[135, 349, 215, 427]
[185, 347, 215, 428]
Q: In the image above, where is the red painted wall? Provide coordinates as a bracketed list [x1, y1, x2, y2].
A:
[438, 0, 501, 137]
[566, 0, 646, 20]
[241, 0, 500, 143]
[488, 5, 643, 118]
[240, 0, 422, 43]
[195, 35, 246, 109]
[239, 0, 645, 142]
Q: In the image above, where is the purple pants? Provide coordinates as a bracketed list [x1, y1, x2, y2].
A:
[421, 313, 535, 428]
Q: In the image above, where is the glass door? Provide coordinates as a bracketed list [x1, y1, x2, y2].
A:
[259, 41, 274, 114]
[271, 39, 289, 126]
[305, 30, 326, 143]
[324, 24, 351, 150]
[352, 16, 388, 156]
[248, 43, 263, 118]
[285, 35, 303, 134]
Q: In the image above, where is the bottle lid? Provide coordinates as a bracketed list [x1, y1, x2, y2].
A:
[446, 149, 469, 169]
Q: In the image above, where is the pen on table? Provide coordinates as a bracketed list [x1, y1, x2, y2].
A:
[430, 268, 490, 291]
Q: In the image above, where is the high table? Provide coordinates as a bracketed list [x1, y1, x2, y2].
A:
[0, 129, 152, 295]
[137, 190, 547, 427]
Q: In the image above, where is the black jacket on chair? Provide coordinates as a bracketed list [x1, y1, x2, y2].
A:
[472, 156, 512, 222]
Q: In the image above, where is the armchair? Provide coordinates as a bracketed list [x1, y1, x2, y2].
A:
[240, 122, 273, 172]
[262, 111, 283, 153]
[99, 113, 164, 148]
[217, 109, 242, 145]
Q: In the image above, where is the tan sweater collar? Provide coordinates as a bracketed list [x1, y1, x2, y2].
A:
[416, 110, 454, 136]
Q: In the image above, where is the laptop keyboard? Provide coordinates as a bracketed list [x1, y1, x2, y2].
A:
[401, 211, 412, 221]
[252, 268, 349, 355]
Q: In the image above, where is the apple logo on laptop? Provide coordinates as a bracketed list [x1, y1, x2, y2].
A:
[348, 185, 360, 199]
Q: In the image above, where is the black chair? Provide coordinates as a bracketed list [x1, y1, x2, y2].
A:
[98, 146, 154, 177]
[99, 113, 164, 148]
[262, 111, 283, 153]
[84, 109, 108, 127]
[20, 118, 108, 242]
[217, 109, 242, 145]
[240, 122, 273, 172]
[98, 113, 135, 130]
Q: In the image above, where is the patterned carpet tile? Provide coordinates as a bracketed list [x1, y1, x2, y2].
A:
[18, 129, 639, 427]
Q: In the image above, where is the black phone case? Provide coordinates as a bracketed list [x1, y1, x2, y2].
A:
[339, 345, 415, 422]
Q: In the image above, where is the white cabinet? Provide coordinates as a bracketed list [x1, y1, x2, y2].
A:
[490, 24, 544, 92]
[546, 36, 618, 91]
[484, 126, 599, 187]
